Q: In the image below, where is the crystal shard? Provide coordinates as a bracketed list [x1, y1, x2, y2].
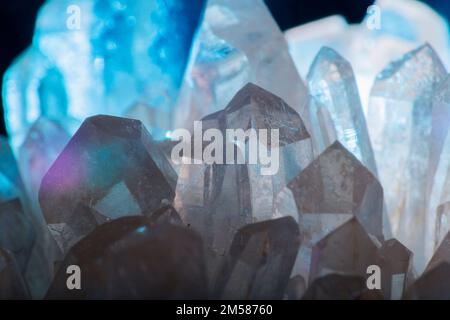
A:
[0, 248, 30, 299]
[377, 239, 414, 300]
[46, 216, 207, 299]
[275, 141, 383, 281]
[285, 275, 306, 300]
[368, 44, 447, 271]
[174, 0, 309, 132]
[0, 199, 35, 274]
[39, 115, 178, 251]
[216, 217, 300, 300]
[175, 83, 312, 289]
[309, 218, 381, 284]
[307, 47, 377, 176]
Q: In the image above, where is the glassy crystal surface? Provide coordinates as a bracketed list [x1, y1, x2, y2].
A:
[216, 217, 300, 299]
[309, 218, 381, 284]
[46, 216, 207, 299]
[307, 47, 377, 175]
[0, 248, 30, 299]
[368, 44, 447, 271]
[175, 83, 312, 289]
[174, 0, 310, 132]
[39, 115, 178, 251]
[275, 141, 384, 281]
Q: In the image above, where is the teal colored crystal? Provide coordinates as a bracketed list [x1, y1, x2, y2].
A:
[3, 0, 206, 142]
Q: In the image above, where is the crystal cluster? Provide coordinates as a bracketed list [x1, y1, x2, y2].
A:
[1, 0, 450, 300]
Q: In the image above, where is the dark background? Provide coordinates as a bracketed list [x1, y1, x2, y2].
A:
[0, 0, 448, 137]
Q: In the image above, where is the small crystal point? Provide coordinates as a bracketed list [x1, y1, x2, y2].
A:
[46, 216, 207, 299]
[307, 47, 377, 176]
[217, 216, 301, 300]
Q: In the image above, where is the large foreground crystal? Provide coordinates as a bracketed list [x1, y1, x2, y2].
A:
[275, 141, 383, 281]
[0, 248, 30, 299]
[174, 0, 310, 132]
[307, 47, 377, 175]
[216, 217, 300, 299]
[368, 44, 447, 271]
[175, 83, 313, 289]
[46, 215, 207, 299]
[39, 115, 177, 256]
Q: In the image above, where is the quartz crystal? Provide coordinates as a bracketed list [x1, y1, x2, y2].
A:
[405, 263, 450, 299]
[426, 75, 450, 262]
[39, 115, 178, 256]
[302, 274, 380, 300]
[368, 44, 447, 271]
[216, 217, 300, 300]
[174, 0, 310, 133]
[307, 47, 377, 175]
[309, 218, 381, 284]
[285, 275, 306, 300]
[377, 239, 414, 300]
[46, 215, 207, 299]
[285, 0, 450, 113]
[275, 141, 384, 282]
[175, 83, 312, 289]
